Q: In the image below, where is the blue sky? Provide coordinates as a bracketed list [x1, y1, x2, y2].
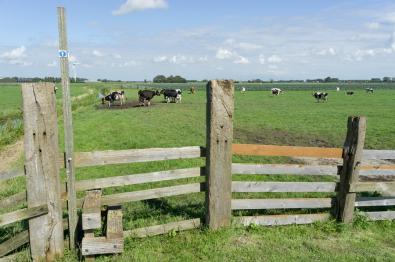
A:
[0, 0, 394, 81]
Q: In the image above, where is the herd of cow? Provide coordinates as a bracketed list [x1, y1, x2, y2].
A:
[100, 88, 183, 107]
[270, 87, 375, 102]
[99, 86, 376, 107]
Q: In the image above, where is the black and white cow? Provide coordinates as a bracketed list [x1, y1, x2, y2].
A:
[346, 91, 354, 95]
[138, 90, 160, 106]
[160, 89, 182, 103]
[313, 92, 328, 102]
[101, 91, 125, 107]
[365, 88, 374, 93]
[271, 88, 282, 96]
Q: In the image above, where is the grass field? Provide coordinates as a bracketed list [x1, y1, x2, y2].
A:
[1, 82, 395, 261]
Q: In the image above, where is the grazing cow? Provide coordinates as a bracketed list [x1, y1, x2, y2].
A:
[271, 88, 282, 96]
[189, 86, 196, 94]
[138, 90, 160, 106]
[346, 91, 354, 95]
[366, 88, 374, 93]
[101, 91, 125, 107]
[160, 89, 182, 103]
[313, 92, 328, 102]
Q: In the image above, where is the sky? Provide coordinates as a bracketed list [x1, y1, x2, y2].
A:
[0, 0, 394, 81]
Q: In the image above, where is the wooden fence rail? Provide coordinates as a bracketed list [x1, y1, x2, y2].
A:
[69, 146, 204, 168]
[235, 213, 330, 226]
[231, 198, 333, 210]
[232, 181, 337, 193]
[0, 205, 48, 227]
[0, 169, 24, 182]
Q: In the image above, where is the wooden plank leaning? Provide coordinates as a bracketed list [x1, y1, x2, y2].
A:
[335, 116, 367, 223]
[205, 80, 234, 230]
[22, 82, 64, 260]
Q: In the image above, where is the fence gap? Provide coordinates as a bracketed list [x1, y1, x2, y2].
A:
[205, 80, 234, 229]
[336, 116, 367, 223]
[22, 83, 64, 260]
[57, 6, 77, 249]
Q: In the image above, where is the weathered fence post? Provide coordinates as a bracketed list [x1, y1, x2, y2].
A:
[336, 116, 366, 223]
[22, 83, 64, 260]
[205, 80, 234, 229]
[58, 6, 77, 249]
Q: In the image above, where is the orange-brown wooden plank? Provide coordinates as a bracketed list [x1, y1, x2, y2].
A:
[232, 144, 342, 158]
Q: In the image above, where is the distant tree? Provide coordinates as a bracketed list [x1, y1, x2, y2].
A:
[383, 76, 392, 82]
[371, 78, 381, 82]
[153, 75, 167, 83]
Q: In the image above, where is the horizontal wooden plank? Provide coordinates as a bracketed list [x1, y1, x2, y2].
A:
[360, 165, 395, 176]
[351, 182, 395, 193]
[101, 183, 202, 206]
[356, 197, 395, 207]
[235, 213, 330, 226]
[0, 192, 26, 210]
[106, 206, 123, 239]
[0, 169, 24, 182]
[81, 237, 123, 256]
[231, 198, 333, 210]
[82, 190, 102, 231]
[363, 211, 395, 221]
[0, 205, 48, 227]
[232, 144, 342, 158]
[232, 163, 338, 176]
[0, 231, 28, 258]
[362, 150, 395, 160]
[73, 146, 203, 167]
[232, 181, 337, 193]
[0, 251, 25, 262]
[124, 218, 201, 238]
[76, 168, 202, 191]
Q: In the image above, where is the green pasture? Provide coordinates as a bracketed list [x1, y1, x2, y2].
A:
[1, 82, 395, 261]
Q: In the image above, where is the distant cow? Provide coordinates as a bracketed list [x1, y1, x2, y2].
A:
[189, 86, 196, 94]
[241, 87, 246, 93]
[366, 88, 374, 93]
[101, 90, 125, 107]
[336, 87, 340, 92]
[313, 92, 328, 102]
[160, 89, 182, 103]
[138, 90, 160, 106]
[271, 88, 282, 96]
[346, 91, 354, 95]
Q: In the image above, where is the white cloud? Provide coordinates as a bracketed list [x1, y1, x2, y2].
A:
[198, 56, 208, 62]
[92, 50, 104, 57]
[113, 53, 122, 59]
[315, 47, 336, 56]
[233, 55, 249, 64]
[267, 55, 283, 63]
[0, 46, 26, 60]
[366, 22, 380, 29]
[391, 32, 395, 50]
[238, 42, 262, 51]
[121, 60, 138, 67]
[112, 0, 167, 15]
[379, 12, 395, 24]
[69, 55, 78, 63]
[216, 48, 234, 59]
[47, 61, 57, 67]
[258, 54, 265, 64]
[153, 56, 168, 62]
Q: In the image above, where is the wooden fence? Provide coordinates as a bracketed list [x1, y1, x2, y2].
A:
[1, 80, 395, 260]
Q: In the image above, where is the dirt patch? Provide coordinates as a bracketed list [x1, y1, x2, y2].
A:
[0, 139, 23, 172]
[234, 127, 335, 148]
[95, 100, 159, 110]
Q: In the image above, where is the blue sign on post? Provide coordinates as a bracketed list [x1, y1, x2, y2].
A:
[58, 50, 69, 58]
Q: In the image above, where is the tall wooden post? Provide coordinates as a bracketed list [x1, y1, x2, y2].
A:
[336, 116, 366, 223]
[57, 6, 77, 249]
[22, 83, 64, 261]
[205, 80, 234, 229]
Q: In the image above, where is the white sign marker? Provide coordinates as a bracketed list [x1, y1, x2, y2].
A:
[58, 50, 69, 58]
